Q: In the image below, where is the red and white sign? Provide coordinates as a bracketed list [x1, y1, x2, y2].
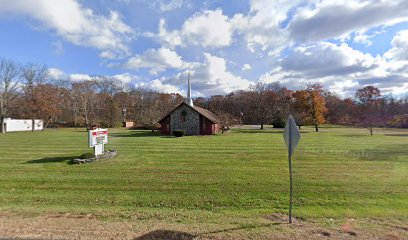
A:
[88, 128, 108, 148]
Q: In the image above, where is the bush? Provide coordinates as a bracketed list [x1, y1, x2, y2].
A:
[79, 152, 96, 159]
[172, 129, 185, 137]
[272, 116, 286, 128]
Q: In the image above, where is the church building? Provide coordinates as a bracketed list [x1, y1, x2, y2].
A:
[158, 73, 220, 135]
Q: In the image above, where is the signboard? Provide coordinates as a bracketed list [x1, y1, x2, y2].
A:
[282, 114, 300, 224]
[88, 128, 108, 156]
[283, 115, 300, 158]
[89, 128, 108, 147]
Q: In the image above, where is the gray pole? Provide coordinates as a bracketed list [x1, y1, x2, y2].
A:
[122, 108, 127, 122]
[288, 118, 293, 224]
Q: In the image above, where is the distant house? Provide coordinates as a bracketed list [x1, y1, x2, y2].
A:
[122, 121, 134, 128]
[158, 72, 220, 136]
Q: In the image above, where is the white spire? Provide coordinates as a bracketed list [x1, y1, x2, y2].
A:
[187, 70, 193, 106]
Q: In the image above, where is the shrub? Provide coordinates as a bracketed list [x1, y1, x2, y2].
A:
[272, 116, 286, 128]
[79, 152, 96, 159]
[172, 129, 185, 137]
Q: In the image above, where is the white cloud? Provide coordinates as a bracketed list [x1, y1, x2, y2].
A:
[48, 68, 137, 85]
[231, 0, 300, 53]
[259, 41, 408, 97]
[146, 9, 233, 48]
[242, 64, 252, 71]
[48, 68, 67, 79]
[182, 9, 232, 48]
[280, 42, 379, 78]
[0, 0, 133, 59]
[70, 74, 93, 82]
[288, 0, 408, 43]
[144, 19, 182, 49]
[384, 30, 408, 61]
[157, 0, 184, 12]
[124, 48, 185, 74]
[353, 32, 373, 46]
[150, 79, 183, 93]
[113, 73, 138, 84]
[153, 53, 252, 96]
[230, 0, 408, 53]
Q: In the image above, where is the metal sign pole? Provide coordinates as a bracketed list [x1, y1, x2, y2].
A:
[288, 119, 293, 224]
[283, 114, 300, 224]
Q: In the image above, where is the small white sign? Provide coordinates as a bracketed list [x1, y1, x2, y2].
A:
[88, 128, 108, 156]
[89, 128, 108, 147]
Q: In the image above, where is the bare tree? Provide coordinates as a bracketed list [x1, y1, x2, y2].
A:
[71, 80, 98, 129]
[0, 59, 20, 133]
[355, 86, 382, 135]
[21, 64, 49, 132]
[249, 82, 279, 130]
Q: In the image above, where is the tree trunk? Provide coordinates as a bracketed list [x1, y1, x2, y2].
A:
[315, 124, 319, 132]
[31, 116, 35, 132]
[260, 123, 264, 130]
[0, 115, 5, 133]
[369, 127, 373, 135]
[84, 113, 89, 130]
[43, 116, 52, 130]
[74, 113, 77, 129]
[0, 100, 4, 133]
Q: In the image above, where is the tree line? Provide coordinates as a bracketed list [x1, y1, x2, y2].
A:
[1, 59, 407, 134]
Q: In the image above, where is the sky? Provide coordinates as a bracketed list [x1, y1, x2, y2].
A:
[0, 0, 408, 98]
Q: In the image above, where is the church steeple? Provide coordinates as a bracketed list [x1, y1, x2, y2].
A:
[186, 70, 194, 106]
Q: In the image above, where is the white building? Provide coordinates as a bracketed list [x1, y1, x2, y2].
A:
[3, 118, 43, 132]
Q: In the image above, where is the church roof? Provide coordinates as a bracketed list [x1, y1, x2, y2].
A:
[158, 102, 220, 124]
[192, 105, 220, 123]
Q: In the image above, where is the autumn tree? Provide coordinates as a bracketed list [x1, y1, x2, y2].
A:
[216, 112, 239, 133]
[96, 77, 124, 127]
[34, 84, 66, 129]
[324, 91, 355, 125]
[0, 59, 20, 133]
[293, 83, 327, 132]
[21, 64, 50, 132]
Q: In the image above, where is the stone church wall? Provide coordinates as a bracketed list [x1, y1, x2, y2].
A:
[170, 104, 199, 135]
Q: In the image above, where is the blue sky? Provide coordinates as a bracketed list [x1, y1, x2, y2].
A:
[0, 0, 408, 97]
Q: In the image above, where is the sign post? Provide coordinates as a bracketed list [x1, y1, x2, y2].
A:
[283, 115, 300, 223]
[88, 128, 108, 156]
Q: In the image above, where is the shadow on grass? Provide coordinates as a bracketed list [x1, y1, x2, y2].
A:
[341, 134, 371, 137]
[25, 156, 77, 165]
[385, 134, 408, 137]
[134, 223, 281, 240]
[134, 230, 194, 240]
[234, 129, 310, 134]
[351, 144, 408, 162]
[109, 131, 160, 138]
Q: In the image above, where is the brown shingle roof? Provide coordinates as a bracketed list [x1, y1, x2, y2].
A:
[158, 102, 220, 124]
[192, 105, 220, 123]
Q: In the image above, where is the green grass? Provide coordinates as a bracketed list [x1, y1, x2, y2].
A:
[0, 126, 407, 224]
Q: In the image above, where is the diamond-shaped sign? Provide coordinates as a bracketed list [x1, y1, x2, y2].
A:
[283, 114, 300, 157]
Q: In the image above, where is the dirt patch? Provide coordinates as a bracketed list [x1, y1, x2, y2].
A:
[0, 212, 407, 240]
[263, 213, 303, 224]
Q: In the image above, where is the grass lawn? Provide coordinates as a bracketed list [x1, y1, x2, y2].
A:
[0, 126, 407, 239]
